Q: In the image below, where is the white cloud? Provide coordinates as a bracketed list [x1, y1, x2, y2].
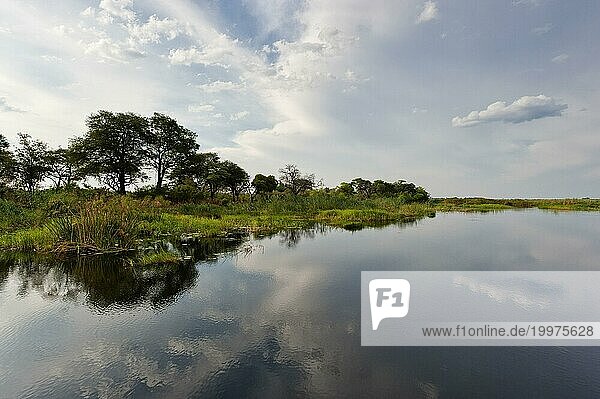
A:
[168, 39, 234, 68]
[82, 36, 144, 62]
[230, 111, 250, 121]
[187, 104, 215, 113]
[0, 26, 11, 35]
[81, 7, 95, 18]
[98, 0, 136, 23]
[196, 81, 244, 93]
[128, 15, 183, 44]
[40, 55, 63, 63]
[0, 97, 25, 113]
[551, 53, 569, 64]
[52, 25, 73, 36]
[416, 1, 439, 24]
[452, 95, 568, 127]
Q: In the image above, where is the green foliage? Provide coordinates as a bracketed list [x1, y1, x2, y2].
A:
[337, 178, 429, 202]
[252, 174, 277, 196]
[45, 197, 143, 253]
[135, 250, 181, 267]
[14, 133, 50, 194]
[144, 113, 199, 190]
[337, 182, 355, 195]
[220, 160, 249, 201]
[0, 134, 15, 191]
[45, 147, 83, 189]
[75, 111, 148, 194]
[0, 226, 53, 251]
[165, 184, 206, 203]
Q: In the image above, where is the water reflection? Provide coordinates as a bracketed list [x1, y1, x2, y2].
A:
[0, 237, 247, 311]
[1, 211, 600, 398]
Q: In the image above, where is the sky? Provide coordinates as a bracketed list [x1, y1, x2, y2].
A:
[0, 0, 599, 197]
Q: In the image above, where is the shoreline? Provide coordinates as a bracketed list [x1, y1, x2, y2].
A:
[1, 195, 599, 257]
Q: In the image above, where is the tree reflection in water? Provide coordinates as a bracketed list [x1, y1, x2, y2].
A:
[0, 236, 247, 311]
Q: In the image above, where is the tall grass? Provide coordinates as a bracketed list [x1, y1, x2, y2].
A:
[0, 227, 53, 251]
[45, 198, 142, 253]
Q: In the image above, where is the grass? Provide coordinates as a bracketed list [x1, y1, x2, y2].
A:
[44, 198, 143, 254]
[0, 227, 53, 251]
[135, 250, 181, 267]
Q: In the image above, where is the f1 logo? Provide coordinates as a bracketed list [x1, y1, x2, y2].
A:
[369, 279, 411, 330]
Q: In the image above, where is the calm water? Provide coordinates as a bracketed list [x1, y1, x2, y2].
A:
[1, 210, 600, 398]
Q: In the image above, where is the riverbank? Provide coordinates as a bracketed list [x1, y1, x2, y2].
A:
[0, 191, 598, 257]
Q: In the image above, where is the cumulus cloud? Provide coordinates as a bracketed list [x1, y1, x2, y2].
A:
[0, 97, 25, 113]
[128, 15, 183, 44]
[98, 0, 136, 23]
[196, 81, 245, 93]
[551, 53, 569, 64]
[168, 40, 234, 68]
[82, 36, 145, 62]
[188, 104, 215, 113]
[40, 55, 63, 63]
[452, 95, 568, 127]
[230, 111, 250, 121]
[416, 1, 439, 24]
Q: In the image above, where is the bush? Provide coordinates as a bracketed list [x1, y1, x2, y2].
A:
[45, 197, 143, 253]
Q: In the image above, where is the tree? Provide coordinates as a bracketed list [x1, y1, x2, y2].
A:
[372, 179, 396, 197]
[76, 111, 148, 194]
[278, 164, 315, 195]
[252, 174, 277, 197]
[203, 154, 225, 199]
[0, 134, 15, 189]
[337, 182, 355, 195]
[220, 161, 249, 201]
[144, 113, 198, 190]
[46, 147, 83, 189]
[171, 152, 223, 198]
[14, 133, 50, 194]
[351, 178, 373, 198]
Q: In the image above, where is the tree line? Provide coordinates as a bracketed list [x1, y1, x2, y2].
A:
[0, 110, 429, 202]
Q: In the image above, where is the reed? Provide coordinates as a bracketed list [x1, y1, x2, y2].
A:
[45, 198, 142, 253]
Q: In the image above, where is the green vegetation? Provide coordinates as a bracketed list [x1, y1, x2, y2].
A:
[135, 250, 182, 267]
[1, 111, 598, 261]
[432, 197, 600, 212]
[0, 190, 433, 255]
[1, 189, 598, 258]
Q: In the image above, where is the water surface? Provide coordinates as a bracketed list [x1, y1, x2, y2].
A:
[1, 210, 600, 398]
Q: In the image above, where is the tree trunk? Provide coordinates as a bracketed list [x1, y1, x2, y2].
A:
[118, 172, 126, 194]
[156, 173, 163, 190]
[156, 160, 163, 190]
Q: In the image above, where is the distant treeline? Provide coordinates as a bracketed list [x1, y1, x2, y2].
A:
[0, 111, 429, 202]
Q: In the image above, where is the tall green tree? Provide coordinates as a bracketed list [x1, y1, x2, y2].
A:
[337, 182, 355, 195]
[144, 113, 198, 190]
[351, 178, 373, 198]
[76, 111, 148, 194]
[220, 160, 249, 201]
[171, 152, 223, 198]
[14, 133, 50, 194]
[0, 134, 15, 190]
[251, 174, 277, 197]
